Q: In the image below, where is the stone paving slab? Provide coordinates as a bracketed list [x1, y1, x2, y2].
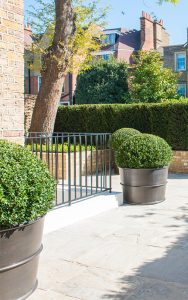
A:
[29, 174, 188, 300]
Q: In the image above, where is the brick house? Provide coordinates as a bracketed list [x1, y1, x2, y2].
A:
[1, 0, 24, 144]
[163, 43, 188, 97]
[24, 11, 169, 105]
[95, 11, 169, 63]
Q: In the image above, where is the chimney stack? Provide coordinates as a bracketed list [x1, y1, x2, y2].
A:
[140, 11, 169, 51]
[140, 11, 154, 50]
[25, 20, 32, 34]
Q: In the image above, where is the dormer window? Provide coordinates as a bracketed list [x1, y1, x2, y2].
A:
[102, 29, 121, 46]
[105, 33, 117, 45]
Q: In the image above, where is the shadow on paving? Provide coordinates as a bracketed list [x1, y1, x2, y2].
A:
[103, 204, 188, 300]
[168, 173, 188, 180]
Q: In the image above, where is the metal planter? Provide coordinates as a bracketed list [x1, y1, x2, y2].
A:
[0, 217, 44, 300]
[119, 167, 168, 205]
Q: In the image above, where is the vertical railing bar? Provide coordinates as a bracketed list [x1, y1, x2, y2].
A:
[35, 136, 37, 157]
[109, 134, 112, 193]
[79, 135, 82, 199]
[55, 136, 58, 206]
[91, 135, 93, 195]
[99, 134, 103, 192]
[101, 134, 104, 190]
[31, 137, 34, 154]
[62, 135, 65, 204]
[51, 136, 54, 182]
[74, 135, 77, 200]
[47, 136, 50, 169]
[85, 134, 88, 197]
[68, 135, 71, 205]
[103, 134, 105, 190]
[96, 134, 99, 194]
[39, 136, 42, 160]
[102, 134, 105, 190]
[104, 134, 107, 190]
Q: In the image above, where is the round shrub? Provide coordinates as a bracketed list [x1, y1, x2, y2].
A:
[0, 140, 56, 229]
[112, 128, 140, 152]
[115, 134, 172, 169]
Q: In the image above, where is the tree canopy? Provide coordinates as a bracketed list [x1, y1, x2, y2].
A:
[28, 0, 108, 133]
[28, 0, 108, 73]
[75, 58, 129, 104]
[129, 51, 179, 103]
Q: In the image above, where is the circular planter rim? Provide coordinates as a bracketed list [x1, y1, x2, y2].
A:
[0, 215, 45, 234]
[119, 166, 168, 171]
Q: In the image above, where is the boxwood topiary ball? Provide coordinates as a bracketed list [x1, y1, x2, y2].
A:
[0, 140, 56, 229]
[115, 134, 172, 169]
[112, 128, 140, 152]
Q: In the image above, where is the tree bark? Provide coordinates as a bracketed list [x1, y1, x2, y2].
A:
[29, 0, 75, 134]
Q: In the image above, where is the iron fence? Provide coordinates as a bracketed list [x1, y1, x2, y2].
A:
[25, 133, 112, 208]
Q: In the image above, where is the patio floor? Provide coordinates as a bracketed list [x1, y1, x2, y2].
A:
[30, 174, 188, 300]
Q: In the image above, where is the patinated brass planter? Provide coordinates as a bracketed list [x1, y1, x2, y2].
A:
[120, 167, 168, 205]
[0, 217, 44, 299]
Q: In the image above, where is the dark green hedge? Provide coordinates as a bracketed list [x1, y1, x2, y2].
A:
[54, 100, 188, 150]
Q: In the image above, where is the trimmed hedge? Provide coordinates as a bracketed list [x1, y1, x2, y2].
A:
[54, 100, 188, 150]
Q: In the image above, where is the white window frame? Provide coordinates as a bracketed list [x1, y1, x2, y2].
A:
[177, 83, 186, 97]
[175, 52, 186, 71]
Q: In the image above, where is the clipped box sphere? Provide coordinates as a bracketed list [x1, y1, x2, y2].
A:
[0, 140, 56, 229]
[116, 134, 172, 169]
[112, 128, 140, 152]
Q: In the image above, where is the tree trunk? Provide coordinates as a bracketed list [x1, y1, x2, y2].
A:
[30, 0, 75, 134]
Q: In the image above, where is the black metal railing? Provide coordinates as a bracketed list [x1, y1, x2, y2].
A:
[25, 133, 112, 208]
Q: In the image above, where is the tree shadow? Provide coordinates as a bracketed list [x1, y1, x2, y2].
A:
[168, 173, 188, 180]
[103, 205, 188, 300]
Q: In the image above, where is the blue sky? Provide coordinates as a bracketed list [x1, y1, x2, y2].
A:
[25, 0, 188, 45]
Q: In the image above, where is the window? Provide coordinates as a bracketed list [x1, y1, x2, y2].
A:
[104, 33, 117, 45]
[177, 83, 186, 97]
[175, 52, 186, 71]
[102, 54, 110, 61]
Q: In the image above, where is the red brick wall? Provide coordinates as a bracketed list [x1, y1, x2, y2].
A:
[140, 11, 169, 52]
[140, 12, 154, 50]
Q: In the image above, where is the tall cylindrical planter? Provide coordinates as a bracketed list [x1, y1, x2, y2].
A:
[120, 167, 168, 205]
[0, 217, 44, 300]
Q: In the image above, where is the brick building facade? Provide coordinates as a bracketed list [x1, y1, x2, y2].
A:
[96, 11, 169, 64]
[24, 11, 169, 105]
[163, 43, 188, 97]
[0, 0, 24, 143]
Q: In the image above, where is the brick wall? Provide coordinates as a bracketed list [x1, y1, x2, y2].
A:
[164, 45, 187, 82]
[169, 151, 188, 173]
[0, 0, 24, 144]
[140, 12, 154, 50]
